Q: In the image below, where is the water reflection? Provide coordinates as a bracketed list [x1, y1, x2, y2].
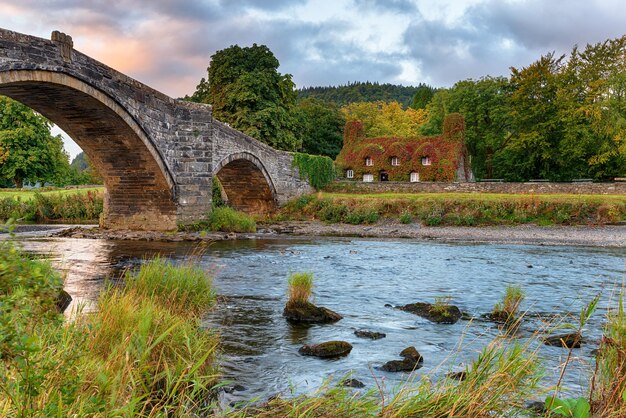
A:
[15, 235, 626, 402]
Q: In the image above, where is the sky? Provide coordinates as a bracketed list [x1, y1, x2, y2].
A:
[2, 0, 626, 158]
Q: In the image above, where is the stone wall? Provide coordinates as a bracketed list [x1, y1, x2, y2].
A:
[327, 181, 626, 195]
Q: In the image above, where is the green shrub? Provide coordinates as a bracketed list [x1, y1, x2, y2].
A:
[399, 211, 413, 224]
[345, 208, 379, 225]
[320, 203, 348, 223]
[208, 206, 256, 233]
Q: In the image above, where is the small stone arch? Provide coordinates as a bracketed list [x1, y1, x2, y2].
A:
[0, 70, 177, 230]
[213, 152, 277, 214]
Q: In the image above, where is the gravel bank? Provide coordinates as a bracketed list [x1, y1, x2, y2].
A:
[259, 221, 626, 247]
[19, 221, 624, 247]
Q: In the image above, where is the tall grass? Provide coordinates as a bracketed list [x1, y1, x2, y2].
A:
[230, 338, 543, 417]
[0, 189, 103, 222]
[492, 285, 525, 322]
[287, 272, 314, 307]
[208, 206, 256, 233]
[592, 291, 626, 416]
[280, 192, 626, 226]
[0, 239, 219, 416]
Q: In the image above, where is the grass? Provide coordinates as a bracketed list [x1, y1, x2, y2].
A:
[592, 291, 626, 416]
[431, 295, 453, 318]
[287, 272, 314, 307]
[279, 191, 626, 226]
[0, 234, 219, 417]
[208, 206, 256, 233]
[230, 337, 543, 417]
[491, 285, 525, 323]
[0, 187, 104, 223]
[0, 186, 104, 200]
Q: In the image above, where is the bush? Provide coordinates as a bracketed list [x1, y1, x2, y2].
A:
[208, 206, 256, 233]
[320, 203, 348, 223]
[399, 211, 413, 224]
[345, 208, 379, 225]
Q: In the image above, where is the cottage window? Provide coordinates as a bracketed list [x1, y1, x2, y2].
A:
[410, 172, 420, 182]
[391, 156, 400, 166]
[365, 157, 373, 166]
[346, 169, 354, 179]
[363, 173, 374, 182]
[421, 156, 432, 166]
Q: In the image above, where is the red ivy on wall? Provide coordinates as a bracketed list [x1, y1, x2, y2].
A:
[335, 113, 470, 182]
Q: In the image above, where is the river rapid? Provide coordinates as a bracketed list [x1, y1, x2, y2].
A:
[15, 234, 626, 405]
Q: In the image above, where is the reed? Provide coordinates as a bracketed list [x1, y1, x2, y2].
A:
[0, 241, 219, 417]
[287, 272, 314, 307]
[492, 285, 525, 323]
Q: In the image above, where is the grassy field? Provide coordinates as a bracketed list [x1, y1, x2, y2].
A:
[0, 186, 104, 200]
[324, 191, 626, 203]
[278, 191, 626, 226]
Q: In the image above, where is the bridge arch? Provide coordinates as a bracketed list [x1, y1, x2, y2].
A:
[213, 152, 277, 214]
[0, 70, 177, 230]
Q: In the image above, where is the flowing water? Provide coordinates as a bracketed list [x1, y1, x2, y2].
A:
[14, 234, 626, 404]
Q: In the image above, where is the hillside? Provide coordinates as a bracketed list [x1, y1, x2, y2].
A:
[298, 81, 424, 107]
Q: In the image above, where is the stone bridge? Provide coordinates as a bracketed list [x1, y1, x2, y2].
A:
[0, 28, 313, 230]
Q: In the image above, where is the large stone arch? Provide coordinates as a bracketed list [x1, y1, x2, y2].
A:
[0, 70, 177, 230]
[213, 152, 277, 214]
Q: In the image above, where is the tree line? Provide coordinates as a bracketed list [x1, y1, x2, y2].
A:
[2, 35, 625, 188]
[422, 37, 626, 181]
[298, 82, 423, 108]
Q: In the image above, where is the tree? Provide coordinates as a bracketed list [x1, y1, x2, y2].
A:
[341, 101, 428, 138]
[294, 98, 345, 158]
[0, 96, 69, 188]
[445, 77, 512, 179]
[67, 152, 103, 185]
[410, 84, 437, 110]
[190, 44, 300, 151]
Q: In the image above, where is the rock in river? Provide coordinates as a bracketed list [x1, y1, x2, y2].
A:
[299, 341, 353, 358]
[398, 302, 462, 324]
[56, 289, 72, 313]
[543, 332, 583, 348]
[283, 302, 343, 324]
[381, 346, 423, 372]
[354, 329, 386, 340]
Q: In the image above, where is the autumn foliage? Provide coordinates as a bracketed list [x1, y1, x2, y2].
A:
[335, 113, 470, 182]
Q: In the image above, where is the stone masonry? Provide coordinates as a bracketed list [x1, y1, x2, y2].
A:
[0, 28, 312, 230]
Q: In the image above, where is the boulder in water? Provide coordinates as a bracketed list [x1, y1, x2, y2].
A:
[299, 341, 353, 358]
[399, 302, 462, 324]
[283, 302, 342, 324]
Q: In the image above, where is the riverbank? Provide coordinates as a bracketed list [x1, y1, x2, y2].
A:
[34, 221, 626, 247]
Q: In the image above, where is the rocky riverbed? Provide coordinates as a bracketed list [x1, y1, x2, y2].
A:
[34, 220, 626, 247]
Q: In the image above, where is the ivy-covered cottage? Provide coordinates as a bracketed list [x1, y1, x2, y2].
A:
[335, 113, 473, 182]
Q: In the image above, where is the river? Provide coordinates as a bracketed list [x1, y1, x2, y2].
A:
[15, 234, 626, 405]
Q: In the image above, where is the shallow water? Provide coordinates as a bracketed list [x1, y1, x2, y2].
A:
[16, 235, 626, 404]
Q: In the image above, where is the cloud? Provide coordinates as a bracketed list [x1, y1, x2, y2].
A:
[2, 0, 626, 97]
[401, 0, 626, 85]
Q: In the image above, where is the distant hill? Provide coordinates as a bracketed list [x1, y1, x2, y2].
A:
[70, 152, 89, 171]
[297, 82, 426, 107]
